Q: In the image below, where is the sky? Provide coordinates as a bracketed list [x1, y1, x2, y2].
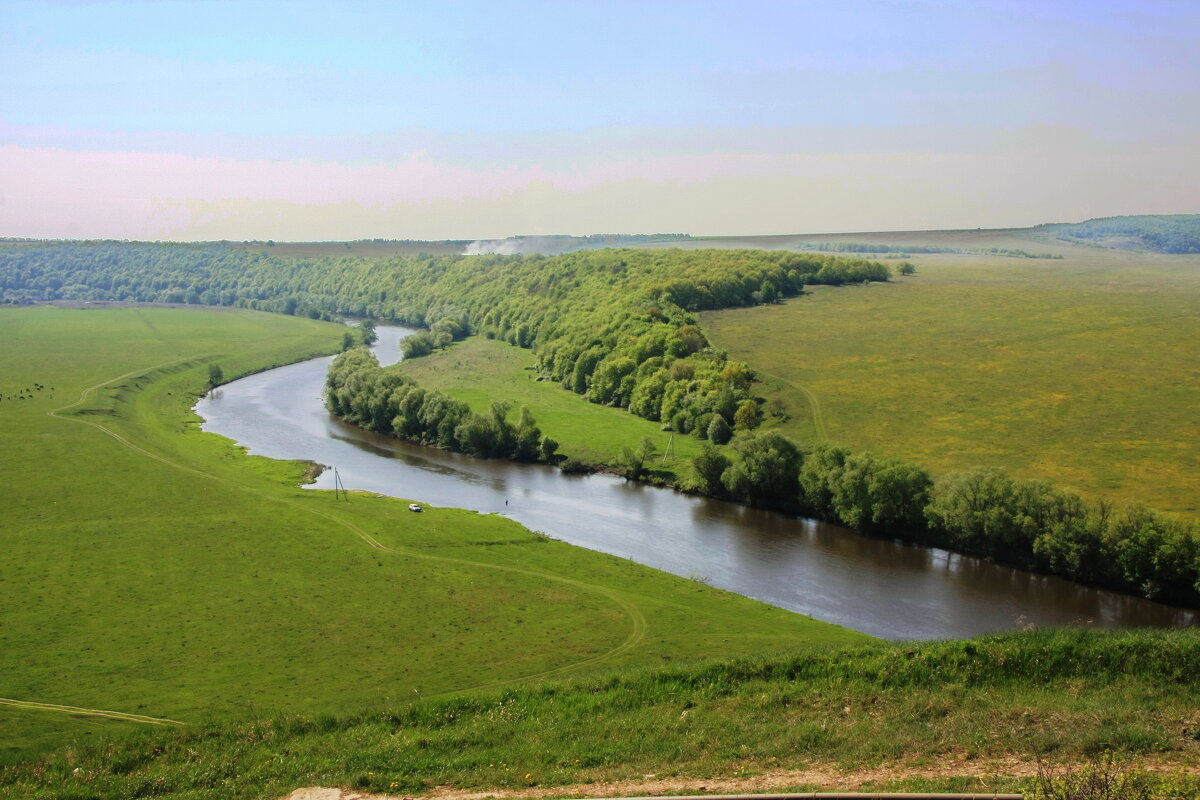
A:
[2, 0, 1198, 240]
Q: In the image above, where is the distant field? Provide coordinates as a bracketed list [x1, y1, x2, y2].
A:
[641, 226, 1077, 254]
[395, 336, 702, 476]
[239, 239, 469, 257]
[0, 307, 864, 762]
[703, 241, 1200, 515]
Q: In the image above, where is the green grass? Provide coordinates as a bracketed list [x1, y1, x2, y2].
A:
[0, 306, 866, 764]
[2, 629, 1197, 799]
[395, 336, 705, 477]
[701, 238, 1200, 515]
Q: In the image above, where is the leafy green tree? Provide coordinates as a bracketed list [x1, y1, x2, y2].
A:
[620, 436, 657, 480]
[733, 399, 761, 431]
[722, 431, 802, 506]
[707, 414, 732, 445]
[359, 319, 378, 345]
[690, 444, 729, 495]
[401, 332, 434, 359]
[512, 405, 542, 461]
[207, 363, 224, 388]
[925, 467, 1027, 560]
[454, 413, 497, 456]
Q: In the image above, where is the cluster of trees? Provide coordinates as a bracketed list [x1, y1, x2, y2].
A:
[325, 348, 558, 463]
[689, 437, 1200, 606]
[1048, 214, 1200, 254]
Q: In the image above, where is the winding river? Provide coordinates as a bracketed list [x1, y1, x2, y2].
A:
[196, 326, 1197, 640]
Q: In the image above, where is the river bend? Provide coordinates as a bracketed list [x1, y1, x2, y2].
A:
[195, 326, 1197, 639]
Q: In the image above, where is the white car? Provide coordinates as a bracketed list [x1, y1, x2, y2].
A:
[408, 503, 422, 512]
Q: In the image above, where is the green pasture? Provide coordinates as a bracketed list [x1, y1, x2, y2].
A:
[702, 242, 1200, 515]
[395, 336, 704, 477]
[3, 629, 1197, 799]
[0, 306, 865, 763]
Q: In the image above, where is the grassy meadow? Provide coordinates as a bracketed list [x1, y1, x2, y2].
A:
[702, 235, 1200, 516]
[394, 336, 705, 478]
[0, 306, 868, 764]
[3, 629, 1198, 799]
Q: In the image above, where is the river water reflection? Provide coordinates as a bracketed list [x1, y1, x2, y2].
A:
[196, 326, 1197, 640]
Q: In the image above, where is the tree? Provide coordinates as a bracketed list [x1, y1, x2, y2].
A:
[621, 436, 657, 480]
[360, 319, 378, 345]
[401, 332, 434, 359]
[341, 331, 355, 351]
[733, 399, 761, 431]
[722, 431, 802, 506]
[707, 414, 732, 445]
[512, 405, 541, 461]
[691, 444, 729, 495]
[925, 467, 1026, 560]
[897, 261, 916, 276]
[207, 363, 224, 388]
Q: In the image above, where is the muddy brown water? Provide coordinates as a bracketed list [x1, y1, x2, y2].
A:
[195, 326, 1197, 640]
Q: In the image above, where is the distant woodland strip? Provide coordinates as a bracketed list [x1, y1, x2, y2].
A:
[3, 240, 1196, 606]
[799, 242, 1063, 258]
[1043, 214, 1200, 254]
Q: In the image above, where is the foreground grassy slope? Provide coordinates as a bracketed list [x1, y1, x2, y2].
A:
[2, 629, 1197, 799]
[702, 243, 1200, 515]
[0, 306, 865, 763]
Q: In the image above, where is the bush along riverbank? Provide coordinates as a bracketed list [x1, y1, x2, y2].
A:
[326, 347, 1200, 609]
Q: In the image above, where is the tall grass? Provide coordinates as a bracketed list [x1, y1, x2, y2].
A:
[2, 629, 1196, 799]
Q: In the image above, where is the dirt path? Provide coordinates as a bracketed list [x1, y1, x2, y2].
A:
[0, 697, 184, 726]
[280, 755, 1200, 800]
[279, 761, 1036, 800]
[755, 369, 828, 443]
[702, 326, 828, 443]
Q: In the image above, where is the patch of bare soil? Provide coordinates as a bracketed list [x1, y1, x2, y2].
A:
[280, 756, 1200, 800]
[278, 758, 1045, 800]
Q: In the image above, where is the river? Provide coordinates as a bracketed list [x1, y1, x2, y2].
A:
[195, 325, 1197, 640]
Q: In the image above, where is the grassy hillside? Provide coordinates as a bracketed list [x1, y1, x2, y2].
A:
[702, 243, 1200, 515]
[0, 306, 867, 763]
[2, 629, 1197, 799]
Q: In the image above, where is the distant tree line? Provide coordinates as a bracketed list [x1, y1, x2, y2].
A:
[1045, 215, 1200, 254]
[800, 242, 1063, 259]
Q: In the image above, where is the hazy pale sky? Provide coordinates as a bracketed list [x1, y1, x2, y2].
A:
[2, 0, 1198, 240]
